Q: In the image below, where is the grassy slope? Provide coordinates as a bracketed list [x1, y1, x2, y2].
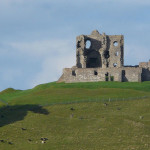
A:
[0, 81, 150, 105]
[0, 81, 150, 150]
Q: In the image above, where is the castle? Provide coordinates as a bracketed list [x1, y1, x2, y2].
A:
[58, 30, 150, 83]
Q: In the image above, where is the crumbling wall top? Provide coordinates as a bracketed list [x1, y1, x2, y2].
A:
[91, 30, 101, 36]
[76, 30, 124, 69]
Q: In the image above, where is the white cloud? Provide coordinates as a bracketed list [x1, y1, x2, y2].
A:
[8, 39, 76, 88]
[9, 39, 75, 57]
[30, 54, 75, 88]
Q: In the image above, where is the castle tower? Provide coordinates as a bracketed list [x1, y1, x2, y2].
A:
[76, 30, 124, 69]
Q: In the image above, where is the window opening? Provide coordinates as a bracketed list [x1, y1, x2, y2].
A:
[85, 40, 91, 49]
[105, 72, 109, 81]
[113, 41, 118, 46]
[113, 63, 117, 67]
[72, 70, 76, 76]
[94, 70, 98, 75]
[115, 51, 119, 56]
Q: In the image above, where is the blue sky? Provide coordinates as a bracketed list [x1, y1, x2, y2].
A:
[0, 0, 150, 91]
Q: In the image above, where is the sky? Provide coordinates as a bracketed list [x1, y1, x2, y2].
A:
[0, 0, 150, 91]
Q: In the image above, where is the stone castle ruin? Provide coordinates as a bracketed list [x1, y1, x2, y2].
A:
[58, 30, 150, 83]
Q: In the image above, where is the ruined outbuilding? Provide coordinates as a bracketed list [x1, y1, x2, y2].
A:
[58, 30, 150, 83]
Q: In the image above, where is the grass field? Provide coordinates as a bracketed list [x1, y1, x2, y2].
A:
[0, 81, 150, 150]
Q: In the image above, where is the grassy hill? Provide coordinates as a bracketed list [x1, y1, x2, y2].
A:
[0, 81, 150, 150]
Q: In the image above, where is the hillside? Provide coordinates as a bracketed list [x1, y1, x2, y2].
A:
[0, 81, 150, 105]
[0, 81, 150, 150]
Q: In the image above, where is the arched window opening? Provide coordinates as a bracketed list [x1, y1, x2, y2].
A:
[113, 41, 118, 47]
[85, 40, 91, 49]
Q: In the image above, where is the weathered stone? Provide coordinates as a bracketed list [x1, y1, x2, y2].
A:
[58, 30, 150, 83]
[139, 60, 150, 81]
[76, 31, 124, 69]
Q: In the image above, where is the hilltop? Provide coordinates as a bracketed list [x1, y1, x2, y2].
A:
[0, 81, 150, 105]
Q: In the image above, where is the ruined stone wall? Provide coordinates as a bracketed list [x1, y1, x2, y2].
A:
[108, 35, 124, 68]
[59, 67, 142, 83]
[62, 68, 122, 83]
[58, 30, 149, 83]
[139, 62, 149, 68]
[76, 30, 124, 69]
[139, 60, 150, 68]
[121, 67, 142, 82]
[139, 60, 150, 81]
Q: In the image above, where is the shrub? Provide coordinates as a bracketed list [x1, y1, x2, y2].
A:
[105, 76, 109, 81]
[110, 76, 114, 81]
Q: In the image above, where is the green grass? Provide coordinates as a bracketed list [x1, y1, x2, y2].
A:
[0, 99, 150, 150]
[0, 81, 150, 105]
[0, 81, 150, 150]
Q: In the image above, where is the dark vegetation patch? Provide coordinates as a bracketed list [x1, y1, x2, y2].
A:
[0, 105, 49, 127]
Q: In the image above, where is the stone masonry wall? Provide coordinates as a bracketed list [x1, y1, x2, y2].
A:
[59, 67, 142, 83]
